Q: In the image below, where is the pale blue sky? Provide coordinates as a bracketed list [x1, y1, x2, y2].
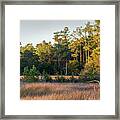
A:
[20, 20, 95, 46]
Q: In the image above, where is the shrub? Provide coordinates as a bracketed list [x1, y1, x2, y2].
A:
[42, 71, 52, 82]
[23, 65, 39, 82]
[23, 66, 29, 76]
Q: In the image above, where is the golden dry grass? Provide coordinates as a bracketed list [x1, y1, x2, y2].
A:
[20, 83, 100, 100]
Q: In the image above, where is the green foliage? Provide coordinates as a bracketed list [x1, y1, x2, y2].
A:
[23, 65, 39, 82]
[20, 20, 100, 82]
[42, 71, 52, 82]
[20, 44, 39, 75]
[36, 41, 53, 62]
[23, 66, 29, 76]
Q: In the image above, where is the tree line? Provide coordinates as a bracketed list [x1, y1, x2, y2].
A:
[20, 20, 100, 81]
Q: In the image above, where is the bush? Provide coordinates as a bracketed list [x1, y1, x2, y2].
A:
[42, 71, 52, 82]
[23, 65, 39, 82]
[23, 66, 29, 76]
[79, 69, 100, 83]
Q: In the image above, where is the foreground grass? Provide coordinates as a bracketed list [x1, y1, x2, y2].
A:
[20, 83, 100, 100]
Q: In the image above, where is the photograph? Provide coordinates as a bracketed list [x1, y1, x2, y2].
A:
[20, 20, 100, 100]
[2, 1, 118, 118]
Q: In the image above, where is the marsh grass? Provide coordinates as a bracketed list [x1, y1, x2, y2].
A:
[20, 83, 100, 100]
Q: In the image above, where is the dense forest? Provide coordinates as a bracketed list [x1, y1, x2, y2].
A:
[20, 20, 100, 82]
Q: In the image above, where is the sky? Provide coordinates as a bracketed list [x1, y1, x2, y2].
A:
[20, 20, 95, 46]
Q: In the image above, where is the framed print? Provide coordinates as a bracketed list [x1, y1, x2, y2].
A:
[0, 0, 120, 119]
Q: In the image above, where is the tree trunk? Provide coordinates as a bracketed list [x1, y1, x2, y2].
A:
[65, 60, 67, 75]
